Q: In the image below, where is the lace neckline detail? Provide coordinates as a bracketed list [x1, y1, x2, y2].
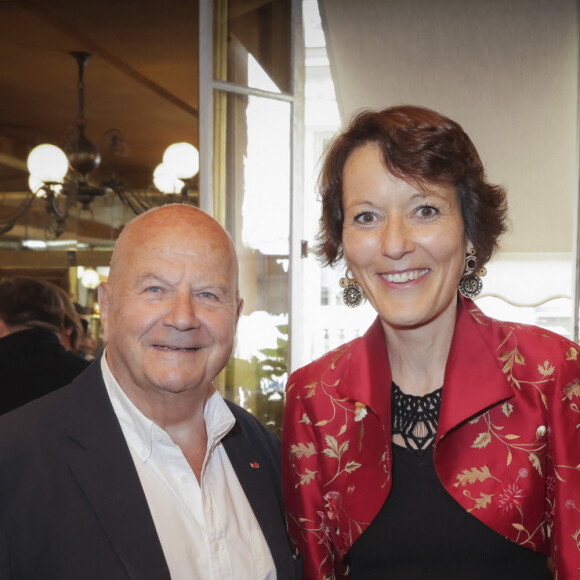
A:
[391, 381, 442, 454]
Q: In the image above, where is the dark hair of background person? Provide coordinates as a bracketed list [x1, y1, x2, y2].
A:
[73, 301, 99, 359]
[0, 276, 64, 332]
[316, 105, 509, 269]
[52, 285, 84, 353]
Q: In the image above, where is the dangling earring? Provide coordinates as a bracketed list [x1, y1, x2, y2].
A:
[458, 248, 486, 299]
[340, 270, 363, 307]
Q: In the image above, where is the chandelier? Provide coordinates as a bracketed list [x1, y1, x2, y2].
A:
[0, 51, 199, 239]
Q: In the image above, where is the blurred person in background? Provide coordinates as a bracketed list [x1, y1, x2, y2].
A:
[0, 276, 90, 415]
[53, 285, 84, 355]
[74, 302, 98, 360]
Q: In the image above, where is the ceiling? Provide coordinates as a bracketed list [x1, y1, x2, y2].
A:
[0, 0, 199, 245]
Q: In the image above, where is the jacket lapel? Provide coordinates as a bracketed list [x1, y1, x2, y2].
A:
[66, 362, 171, 580]
[437, 298, 513, 441]
[339, 317, 393, 424]
[222, 413, 297, 580]
[330, 301, 512, 446]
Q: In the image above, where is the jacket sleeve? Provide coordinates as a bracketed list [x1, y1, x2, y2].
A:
[547, 345, 580, 578]
[282, 373, 347, 580]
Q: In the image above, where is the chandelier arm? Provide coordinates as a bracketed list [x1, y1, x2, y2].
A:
[0, 191, 38, 235]
[46, 190, 70, 220]
[105, 179, 151, 215]
[100, 129, 124, 157]
[124, 191, 153, 215]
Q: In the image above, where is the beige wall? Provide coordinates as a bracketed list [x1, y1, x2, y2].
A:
[319, 0, 578, 253]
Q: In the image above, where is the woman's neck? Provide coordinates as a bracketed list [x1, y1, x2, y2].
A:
[382, 298, 459, 396]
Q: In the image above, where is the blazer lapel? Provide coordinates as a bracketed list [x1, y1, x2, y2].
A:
[66, 362, 171, 580]
[437, 298, 514, 441]
[222, 415, 296, 580]
[339, 317, 392, 424]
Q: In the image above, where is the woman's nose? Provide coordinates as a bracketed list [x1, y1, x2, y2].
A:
[380, 216, 414, 259]
[163, 292, 200, 330]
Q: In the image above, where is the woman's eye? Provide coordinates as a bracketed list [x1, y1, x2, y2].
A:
[417, 205, 438, 218]
[354, 211, 376, 224]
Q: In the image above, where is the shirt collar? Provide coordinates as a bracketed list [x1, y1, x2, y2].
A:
[101, 352, 236, 462]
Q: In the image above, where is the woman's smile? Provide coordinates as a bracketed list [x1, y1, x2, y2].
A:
[379, 268, 430, 284]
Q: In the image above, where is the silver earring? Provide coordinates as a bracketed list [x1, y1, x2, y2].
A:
[340, 270, 363, 307]
[458, 248, 485, 299]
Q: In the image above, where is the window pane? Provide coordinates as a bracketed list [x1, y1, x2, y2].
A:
[215, 0, 292, 94]
[218, 90, 291, 435]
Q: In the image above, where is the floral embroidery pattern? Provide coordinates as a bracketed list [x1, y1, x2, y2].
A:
[468, 411, 546, 472]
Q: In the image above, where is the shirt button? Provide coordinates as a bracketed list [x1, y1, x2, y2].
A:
[212, 541, 221, 553]
[154, 432, 163, 442]
[536, 425, 547, 438]
[180, 474, 189, 484]
[140, 449, 148, 459]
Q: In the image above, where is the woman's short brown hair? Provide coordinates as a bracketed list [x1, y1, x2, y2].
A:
[317, 105, 508, 268]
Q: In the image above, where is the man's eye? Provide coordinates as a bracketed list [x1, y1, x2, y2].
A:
[145, 286, 162, 293]
[354, 211, 376, 224]
[200, 291, 217, 300]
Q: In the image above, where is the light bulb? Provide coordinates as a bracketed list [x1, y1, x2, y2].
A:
[81, 268, 100, 289]
[27, 144, 69, 182]
[153, 163, 184, 194]
[162, 142, 199, 179]
[28, 175, 63, 196]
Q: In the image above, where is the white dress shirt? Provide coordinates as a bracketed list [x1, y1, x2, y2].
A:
[101, 356, 276, 580]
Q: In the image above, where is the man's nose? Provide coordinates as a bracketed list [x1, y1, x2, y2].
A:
[163, 292, 201, 330]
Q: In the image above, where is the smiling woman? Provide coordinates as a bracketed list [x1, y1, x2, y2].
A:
[282, 105, 580, 580]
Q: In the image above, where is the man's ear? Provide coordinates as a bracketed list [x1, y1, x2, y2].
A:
[236, 298, 244, 323]
[97, 282, 111, 343]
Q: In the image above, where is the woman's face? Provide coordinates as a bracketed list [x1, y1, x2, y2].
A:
[341, 142, 468, 332]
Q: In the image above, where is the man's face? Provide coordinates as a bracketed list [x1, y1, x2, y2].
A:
[98, 208, 243, 404]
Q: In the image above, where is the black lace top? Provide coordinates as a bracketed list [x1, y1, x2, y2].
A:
[391, 381, 441, 452]
[346, 382, 551, 579]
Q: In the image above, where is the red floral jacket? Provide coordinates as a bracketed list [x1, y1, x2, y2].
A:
[282, 297, 580, 580]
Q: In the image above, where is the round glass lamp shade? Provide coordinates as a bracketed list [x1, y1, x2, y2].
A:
[28, 175, 45, 197]
[80, 268, 100, 290]
[29, 175, 63, 197]
[162, 142, 199, 179]
[153, 163, 185, 194]
[27, 144, 69, 182]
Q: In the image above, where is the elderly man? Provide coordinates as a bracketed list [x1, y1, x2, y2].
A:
[0, 205, 299, 580]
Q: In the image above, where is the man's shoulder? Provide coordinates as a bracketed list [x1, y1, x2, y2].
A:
[223, 398, 281, 448]
[224, 398, 274, 430]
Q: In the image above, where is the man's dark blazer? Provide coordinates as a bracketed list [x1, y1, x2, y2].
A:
[0, 360, 300, 580]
